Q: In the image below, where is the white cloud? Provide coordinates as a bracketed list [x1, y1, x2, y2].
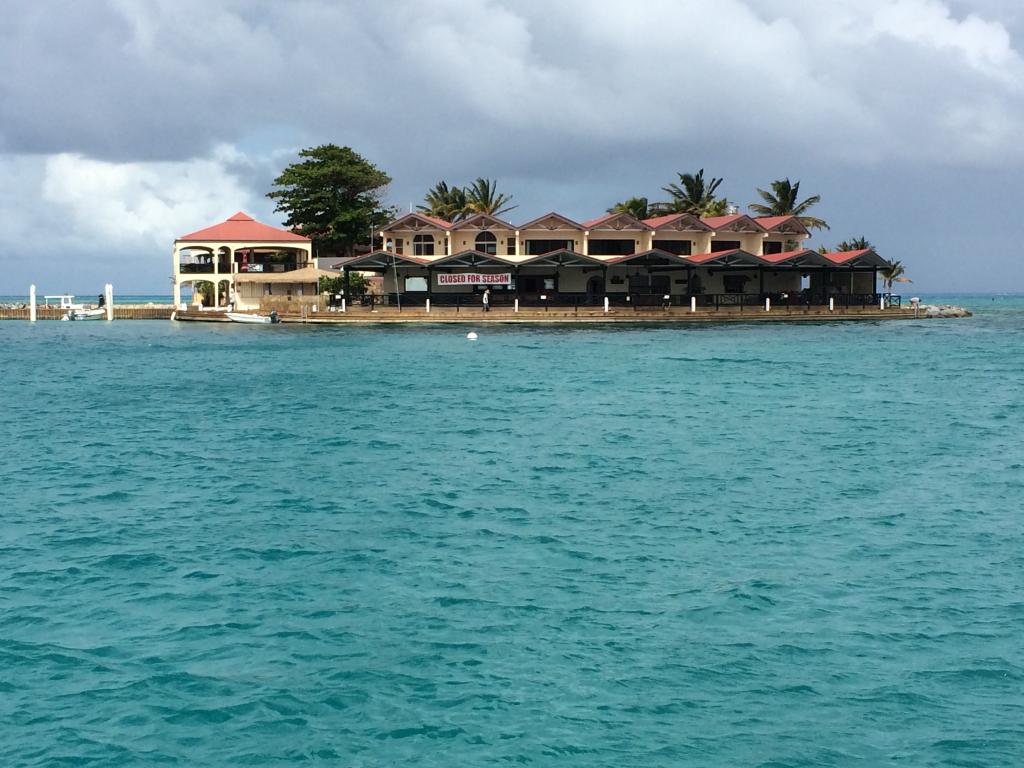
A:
[40, 146, 257, 247]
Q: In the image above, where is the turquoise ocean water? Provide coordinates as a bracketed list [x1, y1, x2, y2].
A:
[1, 296, 1021, 766]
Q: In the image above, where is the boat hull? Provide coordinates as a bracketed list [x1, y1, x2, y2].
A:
[67, 309, 107, 321]
[225, 312, 279, 324]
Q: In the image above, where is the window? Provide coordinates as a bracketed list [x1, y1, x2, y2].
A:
[475, 231, 497, 255]
[653, 239, 692, 255]
[506, 237, 516, 256]
[711, 240, 741, 253]
[405, 276, 428, 292]
[525, 239, 573, 255]
[628, 274, 670, 293]
[394, 238, 404, 255]
[518, 275, 555, 293]
[763, 241, 783, 255]
[723, 274, 751, 293]
[413, 234, 434, 256]
[588, 239, 635, 256]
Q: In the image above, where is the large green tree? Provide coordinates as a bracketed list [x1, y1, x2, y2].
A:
[662, 169, 726, 215]
[606, 197, 650, 219]
[267, 144, 394, 257]
[749, 178, 829, 231]
[464, 178, 517, 216]
[418, 181, 469, 222]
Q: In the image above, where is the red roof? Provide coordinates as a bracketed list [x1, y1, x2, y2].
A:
[700, 214, 744, 229]
[581, 213, 616, 228]
[823, 248, 870, 264]
[177, 212, 310, 242]
[417, 214, 453, 229]
[754, 216, 795, 230]
[642, 212, 711, 231]
[759, 248, 817, 264]
[643, 213, 682, 228]
[701, 214, 765, 231]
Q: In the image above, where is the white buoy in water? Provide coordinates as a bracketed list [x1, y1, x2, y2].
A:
[466, 332, 478, 341]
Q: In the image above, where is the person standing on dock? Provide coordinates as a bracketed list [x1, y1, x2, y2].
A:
[482, 288, 491, 313]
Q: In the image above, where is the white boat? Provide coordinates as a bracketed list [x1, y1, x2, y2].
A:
[225, 311, 280, 324]
[45, 294, 85, 311]
[65, 308, 107, 321]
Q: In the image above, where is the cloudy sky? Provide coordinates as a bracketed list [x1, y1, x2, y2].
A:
[2, 0, 1023, 294]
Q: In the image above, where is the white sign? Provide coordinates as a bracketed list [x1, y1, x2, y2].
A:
[437, 273, 512, 286]
[246, 263, 264, 273]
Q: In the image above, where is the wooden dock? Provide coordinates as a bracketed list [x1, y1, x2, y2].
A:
[172, 305, 924, 324]
[0, 306, 175, 320]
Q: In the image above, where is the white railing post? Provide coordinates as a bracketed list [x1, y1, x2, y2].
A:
[29, 285, 36, 322]
[880, 295, 885, 310]
[765, 297, 770, 312]
[514, 298, 519, 313]
[105, 283, 113, 321]
[829, 297, 835, 312]
[603, 296, 609, 314]
[341, 297, 346, 313]
[426, 298, 431, 313]
[690, 296, 696, 313]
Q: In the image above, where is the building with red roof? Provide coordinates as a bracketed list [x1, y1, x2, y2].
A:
[173, 212, 328, 312]
[174, 207, 895, 314]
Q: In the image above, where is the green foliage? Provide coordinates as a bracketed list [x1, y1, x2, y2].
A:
[464, 178, 517, 216]
[267, 144, 395, 257]
[749, 178, 829, 231]
[661, 169, 727, 216]
[319, 272, 369, 296]
[606, 197, 650, 219]
[836, 236, 873, 251]
[879, 259, 905, 291]
[418, 181, 469, 222]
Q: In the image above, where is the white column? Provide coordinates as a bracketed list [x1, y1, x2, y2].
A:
[880, 295, 885, 310]
[341, 297, 346, 312]
[690, 296, 696, 313]
[604, 296, 609, 313]
[829, 297, 835, 312]
[765, 297, 770, 312]
[583, 232, 589, 256]
[514, 298, 519, 313]
[105, 283, 113, 321]
[426, 298, 431, 313]
[172, 245, 181, 310]
[29, 285, 36, 322]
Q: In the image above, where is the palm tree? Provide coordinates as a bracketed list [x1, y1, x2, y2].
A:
[662, 169, 725, 215]
[464, 178, 517, 217]
[749, 178, 829, 230]
[418, 181, 468, 222]
[879, 259, 906, 293]
[607, 197, 650, 219]
[836, 236, 873, 251]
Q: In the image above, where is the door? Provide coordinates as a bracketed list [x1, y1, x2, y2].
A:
[586, 275, 604, 304]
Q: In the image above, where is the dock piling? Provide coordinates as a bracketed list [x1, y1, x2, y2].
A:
[105, 283, 114, 321]
[29, 285, 37, 322]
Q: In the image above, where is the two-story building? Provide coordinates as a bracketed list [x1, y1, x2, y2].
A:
[336, 209, 886, 308]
